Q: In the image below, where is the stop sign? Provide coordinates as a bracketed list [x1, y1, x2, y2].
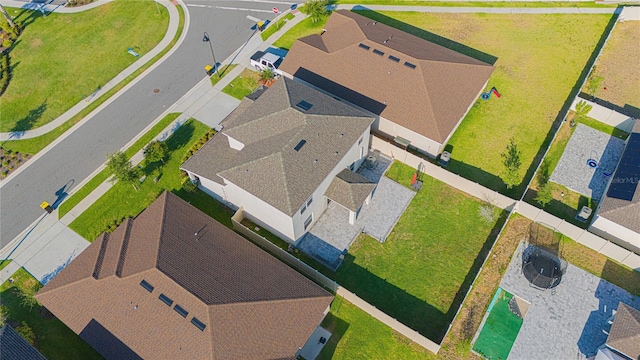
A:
[273, 7, 279, 14]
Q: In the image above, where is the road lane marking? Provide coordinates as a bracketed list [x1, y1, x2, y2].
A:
[215, 6, 274, 13]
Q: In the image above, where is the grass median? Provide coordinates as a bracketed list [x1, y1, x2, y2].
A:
[2, 3, 185, 156]
[58, 113, 182, 219]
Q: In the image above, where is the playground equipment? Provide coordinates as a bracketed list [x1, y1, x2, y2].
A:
[481, 87, 501, 100]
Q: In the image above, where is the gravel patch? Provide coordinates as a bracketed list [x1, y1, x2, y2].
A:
[549, 124, 625, 200]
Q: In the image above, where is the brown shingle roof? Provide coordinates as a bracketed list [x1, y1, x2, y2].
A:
[182, 77, 374, 216]
[325, 169, 376, 212]
[606, 302, 640, 359]
[598, 120, 640, 232]
[36, 192, 333, 360]
[279, 10, 495, 143]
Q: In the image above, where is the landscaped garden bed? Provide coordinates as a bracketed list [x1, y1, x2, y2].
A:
[0, 147, 31, 179]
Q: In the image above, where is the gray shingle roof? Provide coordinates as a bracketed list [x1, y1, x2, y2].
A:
[0, 325, 47, 360]
[36, 192, 334, 360]
[598, 120, 640, 232]
[279, 10, 495, 143]
[606, 302, 640, 359]
[325, 169, 376, 212]
[182, 77, 374, 216]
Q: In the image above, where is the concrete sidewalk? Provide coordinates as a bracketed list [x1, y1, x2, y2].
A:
[0, 9, 308, 283]
[338, 4, 620, 13]
[0, 0, 180, 141]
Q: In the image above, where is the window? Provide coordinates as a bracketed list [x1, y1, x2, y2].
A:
[191, 317, 206, 331]
[159, 293, 173, 307]
[174, 304, 188, 318]
[388, 55, 400, 63]
[404, 61, 417, 69]
[300, 203, 307, 215]
[373, 49, 384, 56]
[294, 139, 307, 152]
[358, 137, 363, 145]
[304, 215, 313, 230]
[307, 196, 313, 207]
[140, 280, 154, 293]
[358, 43, 370, 50]
[296, 100, 313, 111]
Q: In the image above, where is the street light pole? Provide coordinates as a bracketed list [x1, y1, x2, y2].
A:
[202, 32, 220, 78]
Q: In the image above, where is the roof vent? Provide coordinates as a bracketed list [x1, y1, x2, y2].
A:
[404, 61, 416, 69]
[294, 139, 307, 152]
[384, 35, 393, 44]
[296, 100, 313, 111]
[335, 151, 339, 156]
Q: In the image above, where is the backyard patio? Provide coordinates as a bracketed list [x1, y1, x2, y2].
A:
[549, 123, 625, 201]
[296, 153, 415, 270]
[499, 241, 640, 359]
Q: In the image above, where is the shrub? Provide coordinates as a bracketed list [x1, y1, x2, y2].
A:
[535, 182, 554, 208]
[182, 176, 198, 193]
[16, 322, 35, 345]
[0, 304, 8, 327]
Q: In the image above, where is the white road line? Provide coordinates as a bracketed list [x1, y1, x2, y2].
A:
[193, 0, 295, 3]
[215, 6, 274, 13]
[186, 3, 208, 6]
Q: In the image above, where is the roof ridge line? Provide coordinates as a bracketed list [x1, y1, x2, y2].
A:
[600, 199, 639, 215]
[211, 294, 334, 308]
[418, 63, 442, 142]
[92, 233, 110, 280]
[115, 218, 134, 278]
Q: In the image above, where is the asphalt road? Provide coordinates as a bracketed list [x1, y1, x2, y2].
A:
[0, 0, 283, 247]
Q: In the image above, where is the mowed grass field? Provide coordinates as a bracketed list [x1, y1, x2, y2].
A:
[0, 0, 169, 132]
[355, 11, 612, 196]
[586, 21, 640, 115]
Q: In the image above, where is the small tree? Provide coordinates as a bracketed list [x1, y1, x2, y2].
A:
[16, 321, 35, 345]
[575, 100, 592, 120]
[478, 204, 498, 223]
[501, 138, 522, 190]
[586, 69, 604, 98]
[259, 67, 275, 83]
[304, 0, 329, 23]
[106, 151, 140, 190]
[20, 282, 42, 311]
[535, 182, 554, 208]
[144, 140, 169, 164]
[0, 304, 9, 327]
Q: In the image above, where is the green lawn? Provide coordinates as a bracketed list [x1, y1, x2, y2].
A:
[0, 259, 11, 271]
[222, 68, 261, 100]
[353, 11, 612, 197]
[334, 161, 506, 343]
[209, 64, 237, 87]
[332, 0, 615, 7]
[261, 13, 295, 41]
[272, 16, 326, 50]
[319, 297, 434, 360]
[58, 113, 182, 218]
[69, 119, 211, 241]
[0, 268, 103, 359]
[1, 0, 169, 133]
[472, 289, 523, 360]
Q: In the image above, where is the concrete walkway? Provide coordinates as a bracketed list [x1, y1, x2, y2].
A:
[0, 0, 180, 141]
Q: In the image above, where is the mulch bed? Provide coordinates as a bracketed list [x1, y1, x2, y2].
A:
[0, 147, 31, 179]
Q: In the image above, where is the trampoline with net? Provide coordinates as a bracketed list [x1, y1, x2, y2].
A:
[521, 223, 568, 290]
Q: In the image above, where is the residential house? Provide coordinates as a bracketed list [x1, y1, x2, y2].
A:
[279, 10, 495, 158]
[590, 120, 640, 254]
[595, 302, 640, 360]
[182, 77, 375, 243]
[35, 191, 334, 360]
